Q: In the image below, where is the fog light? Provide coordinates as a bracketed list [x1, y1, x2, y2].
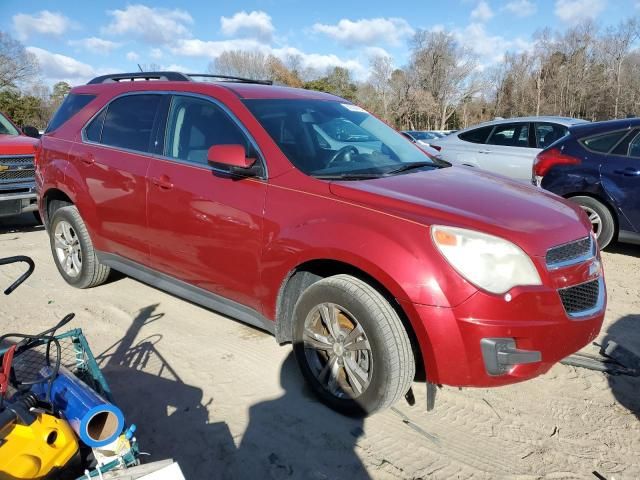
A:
[480, 338, 541, 376]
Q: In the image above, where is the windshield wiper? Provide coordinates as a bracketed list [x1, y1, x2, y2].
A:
[314, 172, 386, 180]
[384, 161, 435, 175]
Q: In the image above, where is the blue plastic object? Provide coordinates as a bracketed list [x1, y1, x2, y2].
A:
[32, 366, 125, 448]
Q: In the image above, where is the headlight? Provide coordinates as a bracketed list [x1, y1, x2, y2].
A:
[431, 225, 542, 294]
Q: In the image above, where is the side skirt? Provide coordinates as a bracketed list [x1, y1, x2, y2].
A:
[96, 252, 275, 335]
[618, 230, 640, 246]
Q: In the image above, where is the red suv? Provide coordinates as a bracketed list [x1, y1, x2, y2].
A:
[36, 72, 606, 415]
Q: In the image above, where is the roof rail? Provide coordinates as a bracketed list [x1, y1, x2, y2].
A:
[87, 71, 274, 86]
[186, 73, 273, 85]
[87, 72, 191, 84]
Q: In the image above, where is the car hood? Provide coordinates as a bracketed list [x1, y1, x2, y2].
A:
[0, 134, 38, 155]
[328, 166, 591, 257]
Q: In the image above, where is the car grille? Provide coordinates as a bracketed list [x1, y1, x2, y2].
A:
[558, 279, 600, 316]
[0, 155, 35, 184]
[546, 236, 593, 268]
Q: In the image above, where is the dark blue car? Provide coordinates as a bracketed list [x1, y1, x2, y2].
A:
[534, 118, 640, 249]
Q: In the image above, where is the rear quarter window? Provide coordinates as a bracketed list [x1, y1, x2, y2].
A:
[45, 94, 96, 133]
[581, 131, 627, 153]
[458, 126, 493, 144]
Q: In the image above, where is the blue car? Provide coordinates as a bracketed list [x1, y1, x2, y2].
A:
[534, 118, 640, 249]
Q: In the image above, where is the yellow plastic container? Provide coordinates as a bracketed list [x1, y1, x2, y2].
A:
[0, 412, 79, 479]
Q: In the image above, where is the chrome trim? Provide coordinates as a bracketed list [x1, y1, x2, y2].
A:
[0, 154, 35, 160]
[79, 90, 268, 180]
[0, 191, 36, 202]
[546, 235, 596, 270]
[560, 277, 605, 320]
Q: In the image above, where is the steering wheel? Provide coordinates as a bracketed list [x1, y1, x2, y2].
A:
[327, 146, 359, 167]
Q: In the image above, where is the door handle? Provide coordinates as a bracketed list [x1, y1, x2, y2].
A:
[151, 175, 174, 190]
[613, 168, 640, 177]
[478, 150, 492, 154]
[81, 154, 95, 166]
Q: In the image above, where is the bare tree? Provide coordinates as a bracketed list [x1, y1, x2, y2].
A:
[368, 55, 393, 121]
[602, 18, 640, 118]
[209, 51, 270, 79]
[410, 30, 479, 129]
[0, 31, 39, 89]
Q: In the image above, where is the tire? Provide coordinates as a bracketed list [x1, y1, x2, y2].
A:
[49, 205, 110, 288]
[292, 274, 415, 416]
[570, 196, 615, 249]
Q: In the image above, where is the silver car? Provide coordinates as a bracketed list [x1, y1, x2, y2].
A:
[430, 117, 588, 181]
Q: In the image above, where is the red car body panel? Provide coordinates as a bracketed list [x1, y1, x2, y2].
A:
[37, 80, 606, 388]
[0, 133, 39, 155]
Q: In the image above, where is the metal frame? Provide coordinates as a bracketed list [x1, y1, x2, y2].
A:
[87, 71, 273, 86]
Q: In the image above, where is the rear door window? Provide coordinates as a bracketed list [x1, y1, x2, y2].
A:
[458, 126, 493, 144]
[100, 94, 162, 153]
[46, 94, 96, 133]
[582, 131, 627, 153]
[535, 123, 568, 148]
[487, 123, 530, 147]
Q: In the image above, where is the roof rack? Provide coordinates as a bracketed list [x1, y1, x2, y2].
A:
[87, 71, 273, 86]
[186, 73, 273, 85]
[87, 72, 192, 84]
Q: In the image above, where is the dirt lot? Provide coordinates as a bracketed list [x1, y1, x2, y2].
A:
[1, 214, 638, 480]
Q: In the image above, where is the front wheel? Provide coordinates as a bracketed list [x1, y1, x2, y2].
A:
[293, 274, 415, 416]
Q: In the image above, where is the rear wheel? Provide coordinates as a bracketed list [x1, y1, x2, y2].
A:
[49, 205, 110, 288]
[292, 274, 415, 416]
[570, 196, 615, 249]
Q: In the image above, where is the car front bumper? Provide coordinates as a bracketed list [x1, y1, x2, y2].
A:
[0, 187, 38, 217]
[402, 277, 605, 387]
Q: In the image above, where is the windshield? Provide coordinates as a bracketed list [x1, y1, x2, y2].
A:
[0, 113, 20, 136]
[244, 99, 437, 178]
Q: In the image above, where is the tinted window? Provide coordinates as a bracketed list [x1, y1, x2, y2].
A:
[458, 126, 493, 144]
[0, 112, 19, 136]
[100, 95, 161, 152]
[487, 123, 530, 147]
[85, 109, 106, 142]
[582, 131, 627, 153]
[628, 132, 640, 158]
[535, 123, 568, 148]
[164, 95, 249, 165]
[610, 130, 635, 156]
[46, 94, 96, 133]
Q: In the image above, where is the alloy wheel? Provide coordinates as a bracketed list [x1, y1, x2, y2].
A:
[53, 220, 82, 277]
[303, 302, 373, 399]
[580, 205, 602, 238]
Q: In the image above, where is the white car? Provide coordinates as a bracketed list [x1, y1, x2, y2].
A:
[430, 117, 588, 181]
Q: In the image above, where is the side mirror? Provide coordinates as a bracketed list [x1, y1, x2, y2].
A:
[22, 125, 40, 139]
[208, 144, 257, 169]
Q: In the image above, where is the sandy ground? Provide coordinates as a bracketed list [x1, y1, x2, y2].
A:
[1, 213, 638, 480]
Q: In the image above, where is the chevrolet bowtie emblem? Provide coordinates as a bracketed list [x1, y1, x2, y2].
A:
[0, 165, 8, 172]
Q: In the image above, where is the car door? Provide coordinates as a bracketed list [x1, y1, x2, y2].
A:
[439, 125, 494, 167]
[481, 122, 539, 181]
[68, 93, 163, 265]
[601, 129, 640, 233]
[146, 94, 267, 312]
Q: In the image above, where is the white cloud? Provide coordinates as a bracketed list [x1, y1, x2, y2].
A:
[170, 38, 265, 58]
[104, 5, 193, 44]
[312, 17, 414, 47]
[554, 0, 606, 24]
[126, 51, 140, 62]
[504, 0, 537, 17]
[454, 23, 530, 64]
[150, 48, 163, 59]
[69, 37, 122, 55]
[220, 10, 275, 42]
[13, 10, 73, 40]
[363, 46, 392, 59]
[26, 46, 95, 84]
[471, 1, 494, 21]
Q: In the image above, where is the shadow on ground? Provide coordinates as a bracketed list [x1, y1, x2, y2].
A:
[98, 304, 370, 479]
[606, 242, 640, 258]
[603, 314, 640, 419]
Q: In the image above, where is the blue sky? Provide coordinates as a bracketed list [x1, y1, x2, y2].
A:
[1, 0, 638, 86]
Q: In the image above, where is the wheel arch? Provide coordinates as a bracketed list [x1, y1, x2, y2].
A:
[274, 258, 427, 380]
[41, 187, 75, 227]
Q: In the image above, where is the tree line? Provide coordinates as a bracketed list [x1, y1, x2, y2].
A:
[2, 16, 640, 131]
